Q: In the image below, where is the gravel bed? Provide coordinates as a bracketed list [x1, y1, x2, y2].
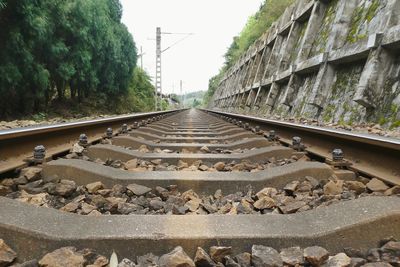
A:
[1, 237, 399, 266]
[266, 115, 400, 139]
[1, 166, 399, 216]
[69, 141, 300, 172]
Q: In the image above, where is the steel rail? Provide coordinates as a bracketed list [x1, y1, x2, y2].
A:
[203, 109, 400, 185]
[0, 110, 180, 174]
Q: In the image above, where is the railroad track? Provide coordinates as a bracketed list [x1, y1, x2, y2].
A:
[0, 108, 399, 266]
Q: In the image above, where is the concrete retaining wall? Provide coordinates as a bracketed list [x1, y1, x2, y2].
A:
[210, 0, 400, 128]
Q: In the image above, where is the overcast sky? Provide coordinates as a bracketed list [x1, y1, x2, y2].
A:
[120, 0, 263, 94]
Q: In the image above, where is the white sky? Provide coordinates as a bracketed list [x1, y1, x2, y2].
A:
[120, 0, 263, 94]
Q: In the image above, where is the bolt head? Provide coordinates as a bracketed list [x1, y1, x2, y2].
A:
[292, 136, 302, 145]
[79, 134, 88, 145]
[332, 148, 344, 161]
[33, 145, 46, 160]
[106, 128, 113, 138]
[34, 145, 45, 153]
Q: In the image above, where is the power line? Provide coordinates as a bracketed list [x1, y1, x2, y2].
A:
[154, 27, 194, 111]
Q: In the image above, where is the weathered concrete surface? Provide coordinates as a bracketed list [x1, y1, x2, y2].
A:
[1, 196, 399, 261]
[42, 159, 333, 193]
[139, 127, 247, 137]
[86, 144, 294, 165]
[112, 136, 270, 151]
[129, 130, 256, 143]
[211, 0, 400, 128]
[148, 124, 238, 132]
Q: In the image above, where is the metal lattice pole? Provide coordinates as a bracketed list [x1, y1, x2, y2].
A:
[155, 27, 162, 111]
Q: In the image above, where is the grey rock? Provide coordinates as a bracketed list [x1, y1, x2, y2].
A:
[279, 201, 306, 214]
[210, 246, 232, 263]
[86, 181, 104, 194]
[20, 167, 42, 182]
[126, 184, 152, 196]
[283, 181, 299, 194]
[251, 245, 282, 267]
[149, 199, 164, 210]
[38, 247, 85, 267]
[158, 246, 195, 267]
[280, 247, 304, 266]
[194, 247, 215, 267]
[0, 239, 17, 267]
[201, 203, 218, 214]
[166, 196, 185, 207]
[90, 195, 108, 208]
[235, 252, 251, 267]
[326, 253, 351, 267]
[18, 180, 44, 194]
[0, 185, 12, 196]
[304, 246, 329, 266]
[117, 202, 141, 214]
[380, 241, 400, 265]
[349, 258, 366, 267]
[13, 176, 28, 185]
[366, 248, 380, 262]
[360, 263, 393, 267]
[224, 256, 240, 267]
[118, 258, 136, 267]
[366, 178, 389, 192]
[11, 259, 39, 267]
[54, 180, 77, 197]
[137, 253, 159, 267]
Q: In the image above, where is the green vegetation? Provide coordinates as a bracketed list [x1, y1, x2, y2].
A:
[347, 0, 379, 43]
[117, 68, 156, 113]
[204, 0, 294, 106]
[311, 0, 338, 56]
[177, 91, 205, 108]
[224, 0, 295, 70]
[0, 0, 147, 118]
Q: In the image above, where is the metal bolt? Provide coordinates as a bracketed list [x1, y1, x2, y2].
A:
[291, 136, 305, 151]
[267, 130, 276, 141]
[253, 126, 261, 134]
[332, 148, 344, 161]
[121, 124, 128, 134]
[292, 136, 302, 145]
[132, 122, 139, 129]
[79, 134, 88, 147]
[33, 145, 46, 162]
[106, 127, 113, 138]
[244, 123, 250, 129]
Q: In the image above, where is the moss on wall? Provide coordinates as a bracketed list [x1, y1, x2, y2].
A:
[309, 0, 338, 57]
[289, 21, 308, 63]
[320, 62, 365, 124]
[347, 0, 380, 43]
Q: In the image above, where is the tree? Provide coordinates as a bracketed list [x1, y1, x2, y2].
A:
[205, 0, 295, 106]
[0, 0, 138, 117]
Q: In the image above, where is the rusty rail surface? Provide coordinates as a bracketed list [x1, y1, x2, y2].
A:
[0, 110, 179, 174]
[203, 109, 400, 185]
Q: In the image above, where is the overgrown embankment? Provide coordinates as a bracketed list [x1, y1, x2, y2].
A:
[203, 0, 294, 106]
[0, 0, 155, 120]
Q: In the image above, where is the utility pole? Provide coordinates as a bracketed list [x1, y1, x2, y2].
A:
[155, 27, 162, 111]
[180, 80, 183, 108]
[140, 46, 143, 69]
[152, 28, 193, 111]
